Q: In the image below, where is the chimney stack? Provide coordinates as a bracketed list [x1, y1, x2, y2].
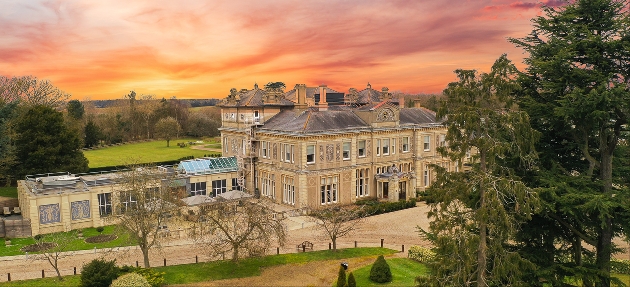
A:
[318, 84, 328, 111]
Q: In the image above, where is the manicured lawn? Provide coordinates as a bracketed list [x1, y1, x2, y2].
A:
[83, 138, 220, 168]
[0, 248, 397, 286]
[0, 225, 134, 257]
[349, 257, 429, 287]
[0, 187, 17, 198]
[159, 247, 397, 285]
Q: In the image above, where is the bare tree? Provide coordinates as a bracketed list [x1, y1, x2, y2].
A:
[193, 198, 286, 262]
[311, 205, 367, 251]
[109, 164, 182, 268]
[136, 95, 160, 139]
[33, 231, 77, 280]
[0, 75, 71, 108]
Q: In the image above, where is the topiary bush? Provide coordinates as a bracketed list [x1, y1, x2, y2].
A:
[110, 272, 151, 287]
[80, 258, 119, 287]
[336, 265, 347, 287]
[347, 272, 356, 287]
[135, 268, 166, 287]
[369, 255, 392, 283]
[408, 246, 436, 263]
[96, 226, 104, 234]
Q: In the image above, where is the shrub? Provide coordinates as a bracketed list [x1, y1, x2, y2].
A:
[96, 226, 104, 233]
[336, 265, 347, 287]
[356, 199, 416, 217]
[110, 272, 151, 287]
[408, 246, 435, 263]
[80, 258, 119, 287]
[347, 272, 356, 287]
[135, 267, 166, 287]
[369, 255, 392, 283]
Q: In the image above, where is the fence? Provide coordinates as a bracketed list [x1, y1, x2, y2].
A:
[0, 238, 422, 282]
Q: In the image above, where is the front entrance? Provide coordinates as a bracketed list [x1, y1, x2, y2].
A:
[399, 181, 406, 200]
[382, 182, 389, 199]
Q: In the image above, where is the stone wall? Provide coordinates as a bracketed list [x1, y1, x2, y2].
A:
[0, 218, 32, 238]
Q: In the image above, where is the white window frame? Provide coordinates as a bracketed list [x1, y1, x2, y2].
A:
[212, 179, 227, 197]
[283, 176, 295, 205]
[262, 141, 268, 158]
[402, 136, 409, 152]
[358, 140, 366, 157]
[283, 144, 294, 163]
[223, 137, 228, 153]
[355, 168, 369, 197]
[424, 135, 431, 151]
[376, 139, 381, 156]
[320, 175, 338, 205]
[382, 139, 390, 155]
[98, 193, 112, 216]
[392, 138, 396, 155]
[439, 134, 446, 147]
[424, 166, 430, 187]
[190, 182, 207, 196]
[306, 144, 315, 164]
[342, 142, 351, 160]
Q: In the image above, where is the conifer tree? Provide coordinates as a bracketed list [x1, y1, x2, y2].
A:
[421, 55, 539, 286]
[511, 1, 630, 286]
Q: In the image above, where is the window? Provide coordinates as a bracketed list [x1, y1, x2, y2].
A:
[190, 182, 207, 196]
[224, 137, 228, 153]
[376, 139, 381, 156]
[120, 192, 137, 213]
[262, 141, 268, 158]
[307, 145, 315, 164]
[382, 139, 390, 155]
[283, 176, 295, 205]
[261, 172, 269, 197]
[439, 134, 446, 147]
[424, 135, 431, 151]
[392, 138, 396, 155]
[424, 166, 430, 187]
[402, 137, 409, 152]
[98, 193, 112, 216]
[212, 179, 227, 197]
[320, 175, 338, 204]
[271, 174, 276, 199]
[254, 110, 260, 122]
[343, 142, 351, 160]
[356, 168, 369, 197]
[358, 140, 366, 157]
[231, 178, 242, 191]
[282, 144, 294, 163]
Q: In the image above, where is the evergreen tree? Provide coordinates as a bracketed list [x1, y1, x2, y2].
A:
[14, 105, 89, 176]
[347, 272, 356, 287]
[0, 100, 17, 185]
[84, 119, 103, 148]
[421, 55, 539, 286]
[369, 255, 392, 283]
[66, 99, 84, 120]
[336, 265, 347, 287]
[511, 1, 630, 286]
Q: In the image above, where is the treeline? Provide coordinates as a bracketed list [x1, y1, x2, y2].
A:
[0, 79, 221, 184]
[89, 98, 220, 109]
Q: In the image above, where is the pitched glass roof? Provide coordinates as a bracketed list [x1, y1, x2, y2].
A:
[177, 156, 238, 175]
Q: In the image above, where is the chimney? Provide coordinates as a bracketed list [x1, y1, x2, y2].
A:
[399, 94, 405, 108]
[413, 99, 423, 108]
[294, 84, 308, 111]
[381, 87, 390, 100]
[318, 84, 328, 111]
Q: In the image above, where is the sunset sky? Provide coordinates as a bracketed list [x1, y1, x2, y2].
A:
[0, 0, 564, 100]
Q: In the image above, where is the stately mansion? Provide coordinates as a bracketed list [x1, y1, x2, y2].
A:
[8, 83, 456, 236]
[220, 83, 456, 209]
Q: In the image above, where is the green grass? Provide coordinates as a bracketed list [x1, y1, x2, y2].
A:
[0, 225, 134, 257]
[347, 257, 429, 287]
[159, 247, 398, 285]
[0, 247, 396, 286]
[0, 186, 17, 198]
[83, 138, 220, 168]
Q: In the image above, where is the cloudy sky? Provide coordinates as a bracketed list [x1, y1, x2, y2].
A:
[0, 0, 563, 100]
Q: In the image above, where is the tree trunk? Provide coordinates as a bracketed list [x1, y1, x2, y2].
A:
[332, 236, 337, 251]
[166, 139, 170, 147]
[53, 259, 62, 280]
[574, 236, 582, 266]
[232, 245, 239, 262]
[477, 150, 487, 287]
[595, 146, 614, 287]
[142, 247, 151, 268]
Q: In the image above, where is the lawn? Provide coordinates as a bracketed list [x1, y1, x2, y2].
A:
[0, 225, 134, 257]
[0, 187, 17, 198]
[0, 247, 397, 286]
[83, 138, 221, 168]
[345, 257, 429, 287]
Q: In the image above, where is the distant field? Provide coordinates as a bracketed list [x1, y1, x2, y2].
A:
[83, 138, 221, 168]
[0, 187, 17, 198]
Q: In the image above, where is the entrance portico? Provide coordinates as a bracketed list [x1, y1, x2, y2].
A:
[375, 165, 410, 202]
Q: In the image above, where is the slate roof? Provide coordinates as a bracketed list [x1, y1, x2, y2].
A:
[222, 87, 295, 107]
[399, 108, 440, 125]
[260, 109, 369, 133]
[284, 86, 341, 102]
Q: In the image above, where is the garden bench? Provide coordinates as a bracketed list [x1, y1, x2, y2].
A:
[296, 241, 313, 252]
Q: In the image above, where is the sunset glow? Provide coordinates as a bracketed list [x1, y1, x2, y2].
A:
[0, 0, 564, 100]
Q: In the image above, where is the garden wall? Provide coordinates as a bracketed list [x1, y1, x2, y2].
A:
[0, 218, 32, 238]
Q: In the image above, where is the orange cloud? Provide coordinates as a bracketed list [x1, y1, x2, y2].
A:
[0, 0, 547, 100]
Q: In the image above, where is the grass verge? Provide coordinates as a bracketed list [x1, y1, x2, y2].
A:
[0, 187, 17, 198]
[158, 247, 397, 285]
[0, 247, 396, 286]
[346, 257, 429, 287]
[0, 225, 133, 257]
[83, 138, 220, 168]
